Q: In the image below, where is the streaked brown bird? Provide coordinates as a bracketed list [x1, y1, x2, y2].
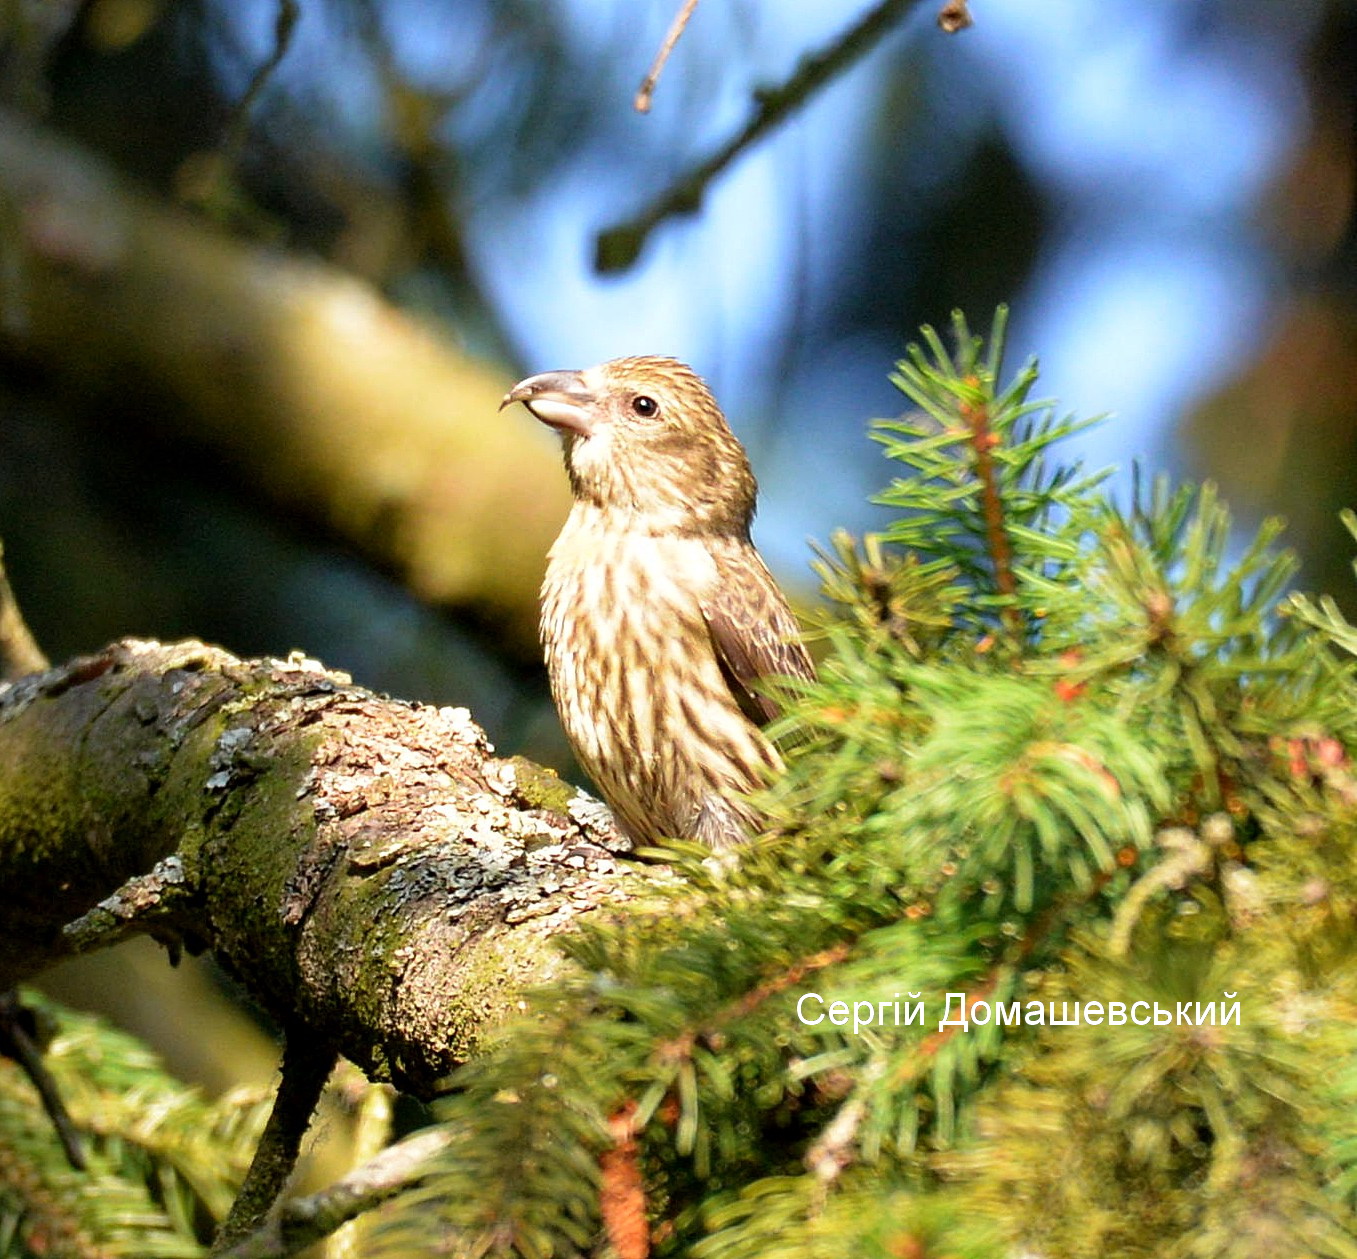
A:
[501, 355, 816, 850]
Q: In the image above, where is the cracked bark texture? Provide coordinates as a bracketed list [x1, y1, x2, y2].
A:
[0, 639, 644, 1097]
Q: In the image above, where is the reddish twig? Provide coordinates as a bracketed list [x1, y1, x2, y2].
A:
[886, 860, 1120, 1090]
[600, 1102, 649, 1259]
[715, 941, 853, 1029]
[961, 390, 1022, 640]
[655, 941, 854, 1066]
[889, 977, 998, 1088]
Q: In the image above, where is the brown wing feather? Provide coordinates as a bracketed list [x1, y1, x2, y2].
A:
[701, 540, 816, 725]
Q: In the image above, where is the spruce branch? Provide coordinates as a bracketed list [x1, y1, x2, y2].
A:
[960, 387, 1021, 640]
[1286, 511, 1357, 660]
[877, 307, 1105, 642]
[1, 993, 273, 1256]
[684, 941, 854, 1045]
[362, 311, 1357, 1256]
[811, 529, 961, 657]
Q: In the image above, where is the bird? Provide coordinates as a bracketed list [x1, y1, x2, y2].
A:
[501, 355, 816, 851]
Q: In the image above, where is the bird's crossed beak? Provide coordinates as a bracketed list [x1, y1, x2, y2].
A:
[500, 370, 596, 438]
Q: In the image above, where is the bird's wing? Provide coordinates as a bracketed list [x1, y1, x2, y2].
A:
[700, 540, 816, 726]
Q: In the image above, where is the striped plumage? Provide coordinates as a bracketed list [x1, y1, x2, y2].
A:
[502, 356, 815, 850]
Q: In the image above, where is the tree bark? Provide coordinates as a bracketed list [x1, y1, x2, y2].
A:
[0, 639, 645, 1097]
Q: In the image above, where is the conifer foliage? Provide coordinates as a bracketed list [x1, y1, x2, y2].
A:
[0, 995, 270, 1258]
[384, 310, 1357, 1258]
[8, 310, 1357, 1257]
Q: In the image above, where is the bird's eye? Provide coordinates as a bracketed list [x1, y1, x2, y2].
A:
[631, 394, 659, 418]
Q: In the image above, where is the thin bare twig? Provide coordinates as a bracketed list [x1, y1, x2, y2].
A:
[634, 0, 701, 114]
[597, 0, 926, 272]
[0, 991, 84, 1169]
[180, 0, 298, 211]
[216, 1128, 452, 1259]
[221, 0, 300, 167]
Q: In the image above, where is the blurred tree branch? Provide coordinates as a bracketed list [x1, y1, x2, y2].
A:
[0, 107, 569, 657]
[0, 0, 82, 112]
[597, 0, 927, 272]
[0, 539, 46, 681]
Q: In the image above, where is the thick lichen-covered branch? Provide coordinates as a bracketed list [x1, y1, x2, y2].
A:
[0, 638, 646, 1097]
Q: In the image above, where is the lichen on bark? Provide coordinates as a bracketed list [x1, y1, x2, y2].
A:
[0, 638, 650, 1096]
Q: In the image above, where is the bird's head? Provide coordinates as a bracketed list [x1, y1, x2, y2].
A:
[501, 355, 757, 536]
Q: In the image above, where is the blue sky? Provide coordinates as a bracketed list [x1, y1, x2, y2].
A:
[226, 0, 1325, 578]
[478, 1, 1317, 573]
